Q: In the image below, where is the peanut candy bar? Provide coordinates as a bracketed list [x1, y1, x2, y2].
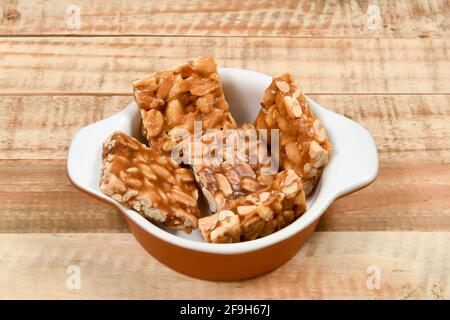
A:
[190, 124, 275, 213]
[99, 131, 200, 233]
[132, 57, 236, 155]
[198, 170, 306, 243]
[254, 73, 332, 195]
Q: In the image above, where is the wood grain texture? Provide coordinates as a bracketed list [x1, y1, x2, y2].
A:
[0, 96, 128, 159]
[0, 232, 448, 299]
[1, 95, 449, 232]
[318, 162, 450, 231]
[0, 160, 129, 233]
[2, 95, 449, 160]
[0, 0, 448, 38]
[1, 159, 449, 233]
[0, 37, 449, 95]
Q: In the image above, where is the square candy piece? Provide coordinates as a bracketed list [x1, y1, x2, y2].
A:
[254, 73, 332, 195]
[133, 57, 236, 155]
[191, 124, 276, 213]
[99, 131, 200, 233]
[198, 170, 306, 243]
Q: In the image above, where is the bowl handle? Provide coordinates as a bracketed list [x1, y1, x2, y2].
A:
[320, 110, 379, 199]
[67, 101, 138, 198]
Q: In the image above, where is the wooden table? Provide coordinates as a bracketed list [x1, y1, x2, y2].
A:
[0, 0, 449, 300]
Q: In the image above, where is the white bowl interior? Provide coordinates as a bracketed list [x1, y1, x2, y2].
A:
[67, 68, 378, 254]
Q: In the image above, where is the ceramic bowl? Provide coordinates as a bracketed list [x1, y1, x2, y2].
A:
[67, 68, 378, 281]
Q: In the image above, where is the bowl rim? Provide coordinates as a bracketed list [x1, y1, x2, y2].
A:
[67, 67, 379, 255]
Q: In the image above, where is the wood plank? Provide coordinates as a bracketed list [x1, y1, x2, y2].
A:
[1, 95, 449, 160]
[0, 232, 448, 299]
[1, 159, 449, 233]
[0, 0, 448, 38]
[317, 94, 450, 164]
[0, 96, 129, 159]
[0, 37, 449, 95]
[0, 159, 129, 233]
[318, 161, 450, 231]
[1, 94, 449, 232]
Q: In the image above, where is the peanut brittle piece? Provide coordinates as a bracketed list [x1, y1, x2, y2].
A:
[99, 131, 200, 233]
[132, 57, 236, 155]
[254, 73, 332, 195]
[191, 124, 276, 213]
[199, 170, 306, 243]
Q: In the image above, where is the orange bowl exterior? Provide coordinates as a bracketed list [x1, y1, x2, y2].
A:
[126, 216, 319, 281]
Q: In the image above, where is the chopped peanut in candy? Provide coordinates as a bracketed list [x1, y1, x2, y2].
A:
[198, 210, 241, 244]
[199, 170, 306, 243]
[190, 124, 276, 213]
[99, 131, 200, 233]
[132, 57, 236, 155]
[254, 73, 332, 195]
